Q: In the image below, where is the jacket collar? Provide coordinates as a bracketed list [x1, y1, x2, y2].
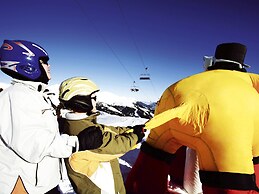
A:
[11, 79, 48, 92]
[65, 112, 100, 120]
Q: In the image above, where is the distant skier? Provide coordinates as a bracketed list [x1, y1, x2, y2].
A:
[57, 76, 146, 194]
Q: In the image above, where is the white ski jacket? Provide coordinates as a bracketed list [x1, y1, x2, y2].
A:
[0, 79, 78, 194]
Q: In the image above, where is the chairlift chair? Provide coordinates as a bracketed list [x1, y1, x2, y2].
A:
[139, 67, 151, 80]
[139, 73, 150, 80]
[130, 81, 139, 92]
[130, 87, 139, 92]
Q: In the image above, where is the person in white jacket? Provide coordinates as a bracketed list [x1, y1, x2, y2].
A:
[0, 40, 79, 194]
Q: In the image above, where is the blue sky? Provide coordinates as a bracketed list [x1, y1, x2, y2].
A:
[1, 0, 259, 102]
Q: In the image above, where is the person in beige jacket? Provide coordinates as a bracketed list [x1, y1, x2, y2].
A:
[58, 76, 146, 194]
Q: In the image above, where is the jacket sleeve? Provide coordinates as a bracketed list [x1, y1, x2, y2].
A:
[95, 124, 138, 155]
[249, 73, 259, 93]
[103, 124, 133, 134]
[7, 88, 77, 163]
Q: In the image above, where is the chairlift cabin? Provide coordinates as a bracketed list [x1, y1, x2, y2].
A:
[139, 67, 151, 80]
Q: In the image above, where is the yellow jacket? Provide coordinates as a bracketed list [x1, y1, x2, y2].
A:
[145, 70, 259, 174]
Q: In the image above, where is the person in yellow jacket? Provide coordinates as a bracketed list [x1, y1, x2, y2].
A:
[57, 76, 146, 194]
[125, 43, 259, 194]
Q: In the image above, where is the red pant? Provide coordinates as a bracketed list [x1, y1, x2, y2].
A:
[125, 150, 169, 194]
[254, 163, 259, 188]
[202, 186, 259, 194]
[125, 144, 186, 194]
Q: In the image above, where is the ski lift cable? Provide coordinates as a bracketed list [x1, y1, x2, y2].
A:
[116, 0, 147, 70]
[149, 79, 157, 96]
[115, 0, 158, 97]
[115, 1, 153, 79]
[73, 0, 136, 82]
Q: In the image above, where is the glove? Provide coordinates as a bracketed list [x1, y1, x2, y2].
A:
[132, 124, 146, 143]
[77, 126, 103, 151]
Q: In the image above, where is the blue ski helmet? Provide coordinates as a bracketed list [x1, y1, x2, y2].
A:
[0, 40, 49, 82]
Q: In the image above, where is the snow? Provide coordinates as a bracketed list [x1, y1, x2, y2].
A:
[97, 91, 136, 107]
[0, 82, 9, 89]
[98, 111, 147, 126]
[101, 103, 122, 114]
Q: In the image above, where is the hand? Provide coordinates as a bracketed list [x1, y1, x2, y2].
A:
[77, 126, 103, 151]
[132, 125, 146, 143]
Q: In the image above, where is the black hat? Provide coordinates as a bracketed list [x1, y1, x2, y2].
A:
[215, 43, 248, 67]
[205, 42, 249, 72]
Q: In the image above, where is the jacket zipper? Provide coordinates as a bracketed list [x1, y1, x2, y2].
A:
[35, 163, 38, 186]
[59, 158, 63, 180]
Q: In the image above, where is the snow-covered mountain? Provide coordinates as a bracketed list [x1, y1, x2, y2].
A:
[1, 83, 156, 119]
[97, 100, 155, 119]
